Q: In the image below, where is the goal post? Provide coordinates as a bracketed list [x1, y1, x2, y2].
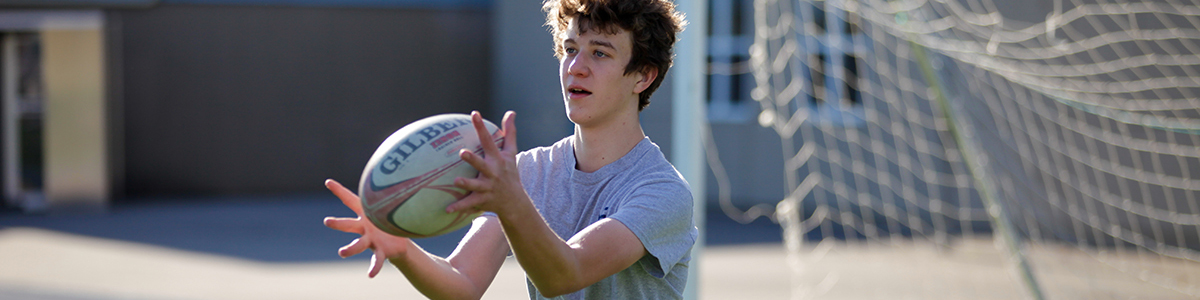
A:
[910, 38, 1046, 300]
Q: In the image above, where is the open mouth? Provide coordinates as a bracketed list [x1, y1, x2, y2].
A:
[568, 87, 593, 96]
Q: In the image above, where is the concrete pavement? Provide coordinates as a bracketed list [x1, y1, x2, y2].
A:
[0, 195, 787, 299]
[4, 196, 1190, 299]
[0, 227, 789, 300]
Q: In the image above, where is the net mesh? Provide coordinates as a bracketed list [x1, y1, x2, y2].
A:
[745, 0, 1200, 298]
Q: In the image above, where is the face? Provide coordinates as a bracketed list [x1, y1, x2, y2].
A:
[558, 18, 654, 127]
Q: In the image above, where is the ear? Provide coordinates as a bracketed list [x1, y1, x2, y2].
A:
[633, 66, 658, 94]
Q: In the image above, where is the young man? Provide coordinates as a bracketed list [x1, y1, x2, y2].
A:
[322, 0, 695, 298]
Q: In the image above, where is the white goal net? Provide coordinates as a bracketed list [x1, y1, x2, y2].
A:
[747, 0, 1200, 298]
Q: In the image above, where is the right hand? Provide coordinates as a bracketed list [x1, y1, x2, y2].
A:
[323, 179, 412, 278]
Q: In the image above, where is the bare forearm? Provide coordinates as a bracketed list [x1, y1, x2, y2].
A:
[496, 198, 585, 296]
[389, 241, 484, 300]
[393, 217, 508, 300]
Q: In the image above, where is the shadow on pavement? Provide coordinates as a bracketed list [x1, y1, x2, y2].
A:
[0, 195, 781, 262]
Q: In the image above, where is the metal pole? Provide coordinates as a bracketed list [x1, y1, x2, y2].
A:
[909, 40, 1046, 300]
[673, 0, 708, 297]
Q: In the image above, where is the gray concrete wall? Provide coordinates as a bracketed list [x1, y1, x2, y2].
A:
[489, 0, 569, 151]
[114, 5, 491, 196]
[707, 122, 787, 208]
[111, 0, 789, 207]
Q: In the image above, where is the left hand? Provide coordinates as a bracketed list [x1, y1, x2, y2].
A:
[448, 110, 524, 216]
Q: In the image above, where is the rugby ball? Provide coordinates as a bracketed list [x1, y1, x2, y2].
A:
[358, 113, 501, 238]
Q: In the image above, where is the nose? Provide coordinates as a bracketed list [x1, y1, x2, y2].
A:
[565, 54, 590, 78]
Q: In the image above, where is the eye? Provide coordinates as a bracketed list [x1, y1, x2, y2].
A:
[594, 50, 608, 58]
[564, 47, 578, 55]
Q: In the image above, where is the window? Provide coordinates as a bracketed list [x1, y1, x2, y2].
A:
[802, 2, 866, 127]
[706, 0, 756, 123]
[706, 0, 865, 125]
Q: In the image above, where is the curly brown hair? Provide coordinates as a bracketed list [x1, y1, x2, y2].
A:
[543, 0, 686, 111]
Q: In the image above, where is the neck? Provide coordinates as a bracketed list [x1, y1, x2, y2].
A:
[572, 113, 644, 173]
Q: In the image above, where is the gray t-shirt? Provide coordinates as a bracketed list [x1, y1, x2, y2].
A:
[516, 136, 697, 300]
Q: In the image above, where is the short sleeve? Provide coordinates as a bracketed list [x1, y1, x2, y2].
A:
[607, 178, 697, 278]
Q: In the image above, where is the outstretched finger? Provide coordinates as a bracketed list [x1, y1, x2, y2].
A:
[324, 216, 364, 234]
[339, 237, 371, 258]
[368, 253, 386, 278]
[501, 111, 518, 153]
[470, 111, 501, 159]
[326, 179, 363, 215]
